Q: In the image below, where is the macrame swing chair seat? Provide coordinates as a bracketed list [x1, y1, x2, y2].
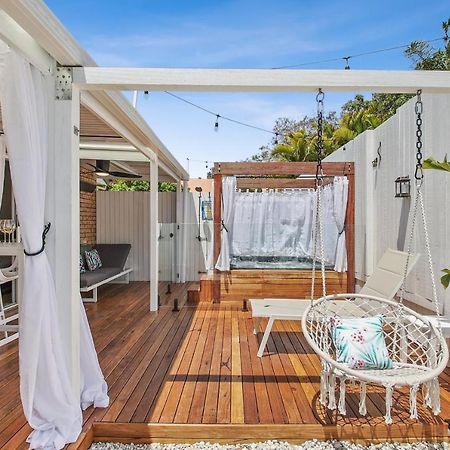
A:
[302, 89, 449, 424]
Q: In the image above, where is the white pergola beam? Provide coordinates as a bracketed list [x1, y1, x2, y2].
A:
[79, 145, 181, 181]
[73, 68, 450, 94]
[0, 10, 54, 75]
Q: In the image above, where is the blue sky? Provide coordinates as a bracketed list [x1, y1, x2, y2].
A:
[47, 0, 449, 177]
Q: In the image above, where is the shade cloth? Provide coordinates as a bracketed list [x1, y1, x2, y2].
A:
[0, 45, 108, 449]
[228, 178, 348, 271]
[215, 176, 236, 271]
[232, 189, 314, 259]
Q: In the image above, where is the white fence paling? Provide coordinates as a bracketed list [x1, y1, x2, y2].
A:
[96, 190, 212, 282]
[96, 191, 176, 282]
[325, 93, 450, 314]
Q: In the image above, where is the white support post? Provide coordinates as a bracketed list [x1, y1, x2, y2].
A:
[46, 81, 81, 393]
[149, 155, 159, 311]
[175, 180, 184, 284]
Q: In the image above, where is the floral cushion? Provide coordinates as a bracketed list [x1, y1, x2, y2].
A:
[79, 254, 86, 273]
[84, 249, 102, 271]
[331, 315, 393, 370]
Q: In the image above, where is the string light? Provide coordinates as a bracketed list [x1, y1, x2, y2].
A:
[162, 35, 446, 141]
[214, 114, 220, 132]
[343, 56, 351, 70]
[271, 36, 444, 69]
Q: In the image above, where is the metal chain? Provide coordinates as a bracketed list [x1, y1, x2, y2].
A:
[311, 89, 327, 303]
[316, 89, 325, 183]
[414, 90, 424, 181]
[399, 90, 442, 331]
[400, 89, 425, 303]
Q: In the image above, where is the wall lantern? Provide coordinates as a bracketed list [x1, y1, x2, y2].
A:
[395, 176, 411, 198]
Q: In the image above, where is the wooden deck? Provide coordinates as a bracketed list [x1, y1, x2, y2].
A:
[1, 282, 450, 448]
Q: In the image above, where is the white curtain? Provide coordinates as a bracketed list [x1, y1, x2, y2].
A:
[332, 176, 349, 272]
[215, 176, 236, 271]
[1, 47, 108, 449]
[232, 190, 314, 259]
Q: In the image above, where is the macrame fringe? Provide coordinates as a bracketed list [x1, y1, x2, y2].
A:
[338, 377, 347, 415]
[320, 371, 329, 406]
[328, 373, 336, 410]
[384, 384, 394, 424]
[430, 378, 441, 416]
[423, 378, 441, 415]
[409, 384, 419, 420]
[359, 381, 367, 416]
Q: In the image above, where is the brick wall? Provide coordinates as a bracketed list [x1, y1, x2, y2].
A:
[80, 165, 96, 245]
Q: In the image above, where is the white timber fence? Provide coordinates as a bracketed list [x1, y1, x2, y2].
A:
[97, 190, 211, 282]
[325, 93, 450, 314]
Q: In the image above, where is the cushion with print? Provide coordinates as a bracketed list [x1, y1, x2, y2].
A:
[85, 249, 102, 271]
[331, 315, 393, 370]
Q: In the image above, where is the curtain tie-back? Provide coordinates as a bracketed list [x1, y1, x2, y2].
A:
[24, 222, 51, 256]
[221, 220, 228, 233]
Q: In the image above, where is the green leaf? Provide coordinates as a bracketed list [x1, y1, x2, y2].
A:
[423, 156, 450, 173]
[441, 269, 450, 289]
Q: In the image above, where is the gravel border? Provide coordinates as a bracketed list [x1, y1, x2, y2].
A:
[89, 440, 449, 450]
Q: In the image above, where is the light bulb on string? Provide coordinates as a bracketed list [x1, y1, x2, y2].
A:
[144, 90, 149, 100]
[214, 115, 220, 132]
[274, 133, 279, 145]
[343, 57, 351, 70]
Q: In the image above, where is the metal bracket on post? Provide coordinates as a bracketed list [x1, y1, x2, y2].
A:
[55, 66, 73, 100]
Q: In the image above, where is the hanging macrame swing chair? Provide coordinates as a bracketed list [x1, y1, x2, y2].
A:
[302, 89, 448, 424]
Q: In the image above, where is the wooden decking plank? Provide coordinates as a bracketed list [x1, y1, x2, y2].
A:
[148, 307, 202, 422]
[258, 329, 289, 423]
[132, 307, 195, 422]
[238, 306, 258, 424]
[217, 303, 232, 423]
[244, 315, 274, 423]
[230, 304, 245, 423]
[202, 304, 226, 423]
[270, 319, 316, 423]
[158, 305, 208, 423]
[187, 304, 219, 423]
[174, 304, 214, 423]
[116, 307, 191, 422]
[99, 307, 178, 422]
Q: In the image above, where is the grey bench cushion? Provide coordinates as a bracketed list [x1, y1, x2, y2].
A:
[80, 267, 122, 288]
[94, 244, 131, 269]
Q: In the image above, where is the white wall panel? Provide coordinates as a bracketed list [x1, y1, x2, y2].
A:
[326, 93, 450, 313]
[97, 190, 210, 282]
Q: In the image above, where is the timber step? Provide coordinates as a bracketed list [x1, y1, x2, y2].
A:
[91, 423, 450, 445]
[195, 270, 347, 302]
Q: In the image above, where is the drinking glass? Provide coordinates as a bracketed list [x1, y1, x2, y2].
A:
[0, 220, 5, 243]
[3, 219, 16, 244]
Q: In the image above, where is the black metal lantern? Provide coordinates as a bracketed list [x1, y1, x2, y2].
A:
[395, 176, 411, 198]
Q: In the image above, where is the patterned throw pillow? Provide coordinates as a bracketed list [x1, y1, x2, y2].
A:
[331, 315, 393, 370]
[85, 249, 102, 271]
[79, 254, 86, 273]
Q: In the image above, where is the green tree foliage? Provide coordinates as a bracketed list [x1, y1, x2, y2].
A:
[107, 179, 177, 192]
[249, 19, 449, 163]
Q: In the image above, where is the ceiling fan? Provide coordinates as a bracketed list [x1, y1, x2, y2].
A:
[87, 160, 142, 179]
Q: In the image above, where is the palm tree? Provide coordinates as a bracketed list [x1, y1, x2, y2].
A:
[271, 130, 316, 162]
[332, 110, 382, 147]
